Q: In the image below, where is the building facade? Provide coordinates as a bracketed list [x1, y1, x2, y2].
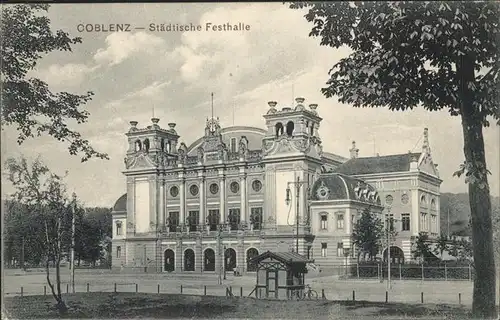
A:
[111, 97, 442, 274]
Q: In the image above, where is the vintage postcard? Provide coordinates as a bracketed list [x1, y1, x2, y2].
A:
[2, 2, 499, 319]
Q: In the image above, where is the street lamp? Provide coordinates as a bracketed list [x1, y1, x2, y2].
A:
[285, 176, 309, 253]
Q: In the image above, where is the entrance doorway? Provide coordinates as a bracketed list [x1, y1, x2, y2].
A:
[224, 248, 237, 271]
[204, 248, 215, 271]
[164, 249, 175, 272]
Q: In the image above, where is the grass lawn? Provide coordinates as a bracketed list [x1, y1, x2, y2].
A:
[2, 292, 474, 319]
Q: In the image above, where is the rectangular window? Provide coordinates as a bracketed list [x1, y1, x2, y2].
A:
[401, 213, 410, 231]
[228, 208, 240, 230]
[208, 209, 219, 231]
[321, 243, 327, 257]
[116, 246, 121, 258]
[250, 207, 263, 230]
[168, 211, 179, 232]
[337, 243, 344, 257]
[337, 214, 344, 229]
[385, 214, 394, 231]
[116, 221, 122, 235]
[431, 214, 436, 233]
[230, 138, 237, 153]
[188, 210, 199, 232]
[320, 214, 328, 230]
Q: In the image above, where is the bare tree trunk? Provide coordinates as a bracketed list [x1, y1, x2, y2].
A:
[458, 57, 497, 319]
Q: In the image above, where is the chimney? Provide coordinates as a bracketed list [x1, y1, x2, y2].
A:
[410, 153, 419, 171]
[349, 141, 359, 159]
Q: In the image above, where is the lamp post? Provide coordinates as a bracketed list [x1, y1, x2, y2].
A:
[217, 224, 224, 284]
[285, 176, 308, 253]
[223, 245, 227, 280]
[385, 207, 396, 290]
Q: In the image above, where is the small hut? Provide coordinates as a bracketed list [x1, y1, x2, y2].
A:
[248, 250, 313, 299]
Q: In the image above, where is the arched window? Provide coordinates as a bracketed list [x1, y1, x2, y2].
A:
[116, 221, 123, 235]
[286, 121, 294, 136]
[420, 195, 426, 205]
[144, 139, 150, 152]
[203, 248, 215, 271]
[184, 249, 195, 271]
[135, 140, 142, 151]
[246, 248, 259, 272]
[431, 198, 436, 210]
[275, 122, 284, 137]
[166, 140, 171, 153]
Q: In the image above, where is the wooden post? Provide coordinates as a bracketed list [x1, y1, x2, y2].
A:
[421, 292, 424, 303]
[44, 286, 46, 296]
[114, 283, 117, 293]
[157, 284, 160, 294]
[240, 287, 243, 297]
[385, 291, 388, 303]
[204, 285, 207, 295]
[399, 264, 402, 280]
[21, 287, 23, 297]
[377, 264, 380, 281]
[444, 263, 447, 281]
[459, 293, 461, 305]
[135, 283, 138, 293]
[356, 264, 359, 279]
[352, 290, 355, 301]
[87, 283, 89, 293]
[180, 285, 183, 294]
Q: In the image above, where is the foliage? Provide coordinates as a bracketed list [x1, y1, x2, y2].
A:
[290, 2, 499, 317]
[351, 208, 384, 262]
[433, 234, 449, 260]
[412, 232, 433, 263]
[1, 4, 108, 162]
[5, 155, 74, 313]
[4, 201, 112, 268]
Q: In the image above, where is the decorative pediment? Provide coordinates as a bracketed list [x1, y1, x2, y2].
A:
[125, 152, 156, 170]
[418, 153, 439, 177]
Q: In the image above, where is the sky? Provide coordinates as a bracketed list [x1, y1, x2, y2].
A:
[2, 3, 499, 208]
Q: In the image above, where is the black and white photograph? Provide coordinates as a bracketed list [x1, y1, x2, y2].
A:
[1, 2, 499, 319]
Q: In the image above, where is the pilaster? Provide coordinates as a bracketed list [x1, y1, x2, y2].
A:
[179, 173, 186, 224]
[219, 169, 226, 223]
[240, 170, 247, 224]
[199, 172, 206, 225]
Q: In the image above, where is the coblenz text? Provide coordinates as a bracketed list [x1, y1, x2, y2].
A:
[77, 24, 131, 32]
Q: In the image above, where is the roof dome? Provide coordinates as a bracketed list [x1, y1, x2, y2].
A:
[112, 193, 127, 212]
[310, 173, 381, 205]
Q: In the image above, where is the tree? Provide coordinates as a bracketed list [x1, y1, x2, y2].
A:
[290, 2, 498, 317]
[433, 233, 449, 260]
[6, 156, 74, 314]
[1, 4, 108, 162]
[351, 208, 384, 262]
[412, 232, 434, 263]
[457, 238, 474, 263]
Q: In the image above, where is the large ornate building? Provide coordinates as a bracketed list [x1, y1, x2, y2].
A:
[111, 97, 442, 274]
